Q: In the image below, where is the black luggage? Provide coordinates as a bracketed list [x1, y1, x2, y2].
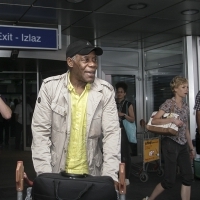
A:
[31, 172, 117, 200]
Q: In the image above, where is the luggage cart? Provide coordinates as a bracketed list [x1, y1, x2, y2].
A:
[16, 161, 126, 200]
[132, 128, 164, 182]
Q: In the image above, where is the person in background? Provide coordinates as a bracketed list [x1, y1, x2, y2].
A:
[25, 97, 33, 147]
[194, 91, 200, 155]
[143, 76, 194, 200]
[0, 95, 12, 146]
[14, 96, 33, 150]
[0, 117, 10, 146]
[31, 40, 121, 194]
[10, 98, 19, 138]
[115, 81, 136, 186]
[14, 96, 23, 150]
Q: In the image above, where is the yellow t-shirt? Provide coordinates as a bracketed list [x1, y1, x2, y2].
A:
[65, 73, 90, 174]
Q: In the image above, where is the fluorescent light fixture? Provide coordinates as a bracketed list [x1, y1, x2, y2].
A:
[181, 9, 199, 15]
[66, 0, 84, 3]
[128, 3, 147, 10]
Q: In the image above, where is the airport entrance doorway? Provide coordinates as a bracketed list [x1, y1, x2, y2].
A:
[0, 57, 66, 151]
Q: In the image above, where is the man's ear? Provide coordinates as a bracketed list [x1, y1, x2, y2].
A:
[67, 57, 73, 68]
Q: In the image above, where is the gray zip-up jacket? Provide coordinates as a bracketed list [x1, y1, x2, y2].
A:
[31, 72, 121, 181]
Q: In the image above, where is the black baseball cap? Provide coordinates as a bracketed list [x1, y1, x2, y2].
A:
[66, 40, 103, 58]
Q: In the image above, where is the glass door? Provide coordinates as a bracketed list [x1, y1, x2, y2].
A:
[0, 72, 37, 151]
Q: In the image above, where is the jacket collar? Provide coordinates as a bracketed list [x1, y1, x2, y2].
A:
[63, 71, 103, 92]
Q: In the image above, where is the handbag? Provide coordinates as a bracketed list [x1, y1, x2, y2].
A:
[31, 172, 117, 200]
[146, 101, 179, 136]
[123, 120, 137, 143]
[122, 101, 137, 143]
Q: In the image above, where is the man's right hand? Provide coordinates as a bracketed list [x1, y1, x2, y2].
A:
[114, 181, 119, 190]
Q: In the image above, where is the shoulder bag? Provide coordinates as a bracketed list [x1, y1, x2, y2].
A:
[122, 101, 137, 143]
[146, 101, 179, 136]
[31, 172, 117, 200]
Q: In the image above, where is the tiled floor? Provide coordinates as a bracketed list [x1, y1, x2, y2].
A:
[0, 145, 200, 200]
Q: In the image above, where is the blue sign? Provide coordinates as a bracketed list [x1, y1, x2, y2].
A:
[0, 25, 58, 50]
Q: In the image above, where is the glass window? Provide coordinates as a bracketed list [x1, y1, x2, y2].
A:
[145, 42, 183, 70]
[144, 41, 184, 120]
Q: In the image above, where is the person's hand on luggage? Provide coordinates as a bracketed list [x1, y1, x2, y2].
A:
[24, 172, 33, 186]
[114, 181, 119, 190]
[24, 172, 27, 179]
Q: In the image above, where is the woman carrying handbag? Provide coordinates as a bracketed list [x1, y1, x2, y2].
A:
[143, 76, 195, 200]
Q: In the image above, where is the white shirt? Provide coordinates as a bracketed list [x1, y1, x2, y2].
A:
[14, 103, 33, 125]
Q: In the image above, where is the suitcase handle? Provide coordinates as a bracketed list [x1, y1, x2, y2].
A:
[60, 171, 89, 178]
[16, 161, 24, 192]
[54, 180, 93, 200]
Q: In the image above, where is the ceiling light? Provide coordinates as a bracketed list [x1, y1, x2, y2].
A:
[181, 9, 199, 15]
[128, 3, 147, 10]
[66, 0, 84, 3]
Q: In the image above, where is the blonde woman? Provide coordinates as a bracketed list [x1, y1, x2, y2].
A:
[143, 76, 195, 200]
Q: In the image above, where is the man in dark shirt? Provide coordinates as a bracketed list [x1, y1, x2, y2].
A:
[194, 91, 200, 154]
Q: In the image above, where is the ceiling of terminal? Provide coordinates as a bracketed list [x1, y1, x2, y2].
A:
[1, 0, 200, 49]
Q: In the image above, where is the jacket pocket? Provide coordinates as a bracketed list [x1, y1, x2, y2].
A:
[51, 102, 67, 116]
[51, 103, 67, 133]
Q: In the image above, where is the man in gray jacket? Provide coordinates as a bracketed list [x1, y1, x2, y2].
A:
[31, 40, 121, 189]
